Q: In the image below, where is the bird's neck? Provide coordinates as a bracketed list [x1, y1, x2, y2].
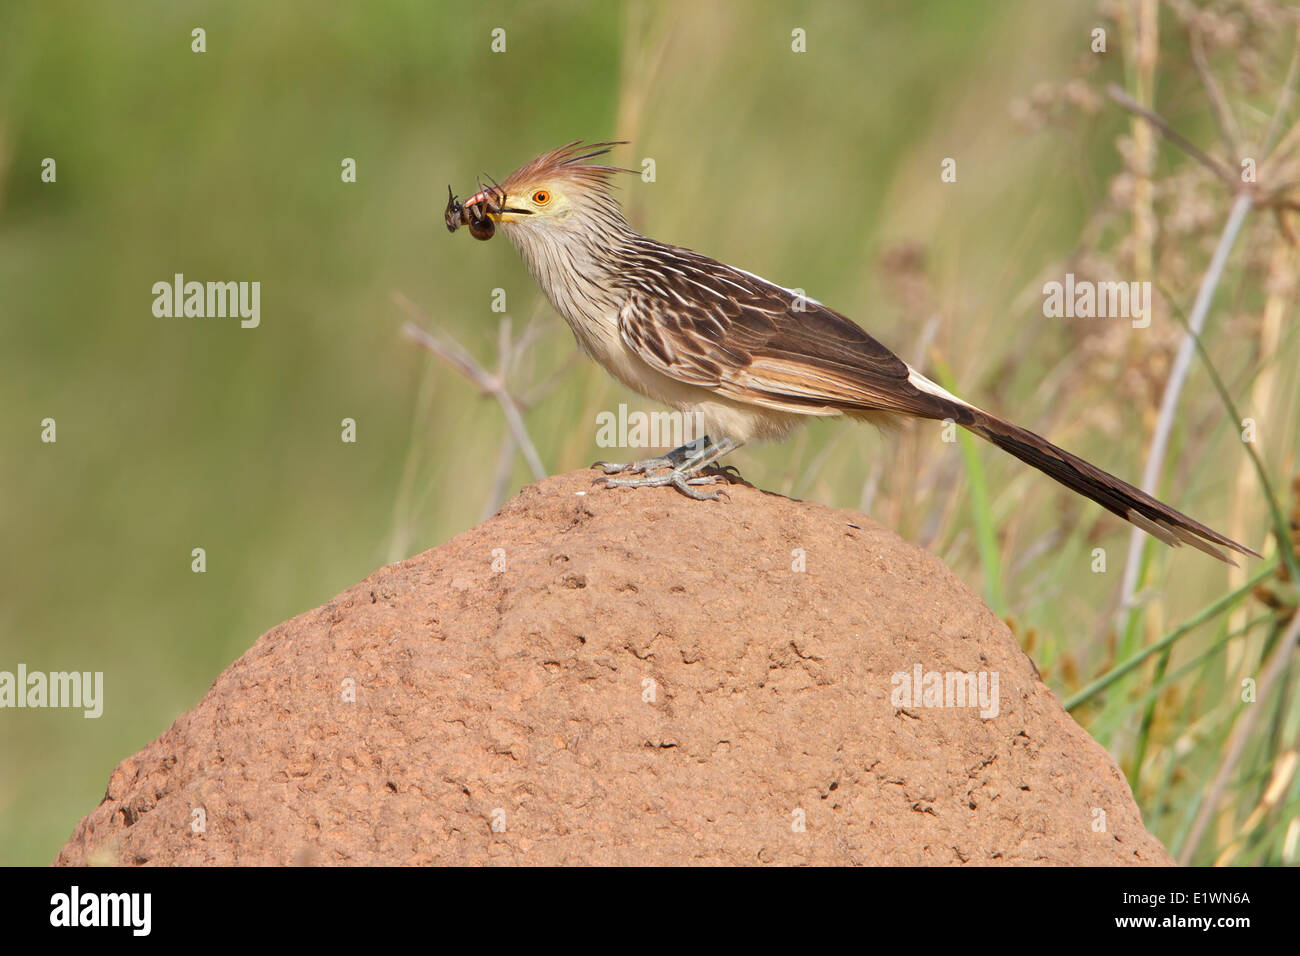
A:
[501, 214, 635, 332]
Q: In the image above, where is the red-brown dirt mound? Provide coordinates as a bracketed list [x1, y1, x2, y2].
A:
[56, 470, 1171, 865]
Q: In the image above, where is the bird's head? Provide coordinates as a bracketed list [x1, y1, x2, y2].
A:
[448, 141, 632, 244]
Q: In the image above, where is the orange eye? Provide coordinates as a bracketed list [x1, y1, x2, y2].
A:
[533, 190, 550, 205]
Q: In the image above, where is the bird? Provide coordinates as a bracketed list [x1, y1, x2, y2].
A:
[446, 140, 1258, 565]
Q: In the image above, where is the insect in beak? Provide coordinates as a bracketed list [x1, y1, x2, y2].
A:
[445, 178, 505, 241]
[444, 186, 466, 233]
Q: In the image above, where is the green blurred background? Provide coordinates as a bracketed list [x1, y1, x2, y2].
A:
[3, 0, 1297, 865]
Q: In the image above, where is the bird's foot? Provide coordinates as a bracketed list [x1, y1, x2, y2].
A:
[592, 454, 676, 476]
[592, 438, 706, 476]
[592, 435, 743, 500]
[596, 467, 732, 501]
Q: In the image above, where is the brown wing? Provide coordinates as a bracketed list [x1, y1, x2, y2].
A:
[610, 241, 1258, 563]
[614, 241, 957, 420]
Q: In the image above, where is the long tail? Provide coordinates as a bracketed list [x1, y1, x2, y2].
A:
[962, 408, 1259, 564]
[897, 367, 1258, 563]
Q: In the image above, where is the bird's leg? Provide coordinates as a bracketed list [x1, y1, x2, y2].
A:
[596, 436, 743, 500]
[593, 435, 712, 476]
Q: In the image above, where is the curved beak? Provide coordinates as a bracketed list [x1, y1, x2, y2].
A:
[465, 189, 531, 223]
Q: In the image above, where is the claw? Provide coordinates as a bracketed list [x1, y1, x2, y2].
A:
[599, 469, 730, 501]
[592, 455, 674, 476]
[674, 474, 729, 500]
[590, 436, 743, 500]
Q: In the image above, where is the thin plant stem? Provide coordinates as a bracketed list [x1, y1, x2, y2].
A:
[395, 294, 547, 481]
[1178, 608, 1300, 863]
[932, 358, 1006, 616]
[1117, 193, 1254, 618]
[1067, 560, 1276, 711]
